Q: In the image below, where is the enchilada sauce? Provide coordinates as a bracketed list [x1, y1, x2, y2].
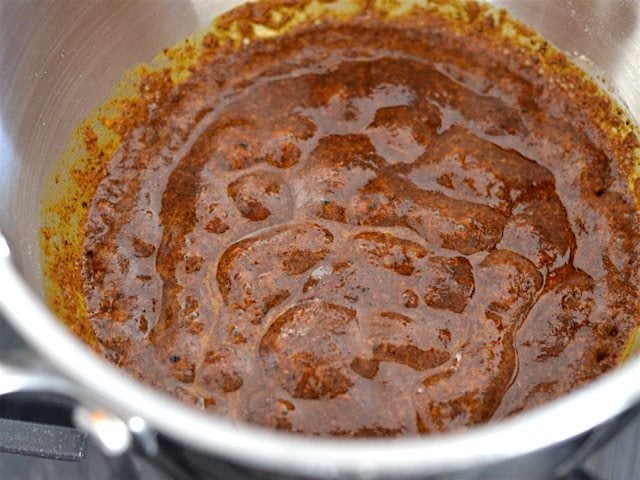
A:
[80, 9, 640, 435]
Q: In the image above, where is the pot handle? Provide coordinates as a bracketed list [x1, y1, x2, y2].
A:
[0, 361, 183, 480]
[0, 359, 89, 461]
[0, 356, 77, 397]
[0, 233, 159, 463]
[0, 357, 139, 458]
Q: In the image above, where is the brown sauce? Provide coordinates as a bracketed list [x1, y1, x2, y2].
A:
[58, 2, 640, 436]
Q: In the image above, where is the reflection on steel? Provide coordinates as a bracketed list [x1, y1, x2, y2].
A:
[73, 407, 132, 457]
[0, 234, 9, 259]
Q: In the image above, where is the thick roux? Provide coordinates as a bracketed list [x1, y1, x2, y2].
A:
[82, 14, 640, 436]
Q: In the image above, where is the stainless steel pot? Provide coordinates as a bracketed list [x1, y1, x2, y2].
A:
[1, 1, 639, 479]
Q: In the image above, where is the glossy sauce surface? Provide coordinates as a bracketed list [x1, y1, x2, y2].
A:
[81, 10, 640, 436]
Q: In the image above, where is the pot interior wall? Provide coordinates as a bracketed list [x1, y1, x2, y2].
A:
[0, 0, 236, 293]
[0, 0, 639, 297]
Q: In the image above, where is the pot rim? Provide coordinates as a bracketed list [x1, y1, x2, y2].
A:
[2, 233, 640, 478]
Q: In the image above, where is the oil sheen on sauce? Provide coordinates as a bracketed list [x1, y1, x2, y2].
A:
[77, 5, 640, 436]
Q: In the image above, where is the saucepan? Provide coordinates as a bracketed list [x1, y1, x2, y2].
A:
[1, 1, 640, 479]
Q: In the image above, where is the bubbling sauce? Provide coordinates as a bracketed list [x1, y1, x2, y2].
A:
[77, 4, 640, 436]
